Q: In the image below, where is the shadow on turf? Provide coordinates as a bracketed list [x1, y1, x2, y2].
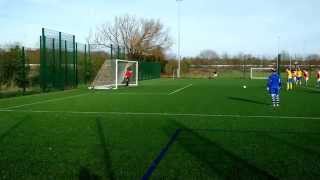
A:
[193, 128, 320, 158]
[192, 129, 320, 157]
[302, 89, 320, 94]
[228, 96, 269, 106]
[265, 134, 320, 158]
[79, 167, 100, 180]
[164, 121, 278, 179]
[96, 117, 115, 180]
[0, 117, 27, 142]
[191, 128, 320, 135]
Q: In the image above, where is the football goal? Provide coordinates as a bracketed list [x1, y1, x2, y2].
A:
[250, 67, 273, 80]
[89, 59, 138, 90]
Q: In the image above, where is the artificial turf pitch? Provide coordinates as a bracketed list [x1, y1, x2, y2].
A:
[0, 78, 319, 179]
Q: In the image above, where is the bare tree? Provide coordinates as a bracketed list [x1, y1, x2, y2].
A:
[92, 15, 172, 59]
[198, 49, 219, 60]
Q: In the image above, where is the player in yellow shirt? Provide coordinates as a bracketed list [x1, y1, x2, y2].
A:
[286, 68, 293, 90]
[296, 68, 303, 86]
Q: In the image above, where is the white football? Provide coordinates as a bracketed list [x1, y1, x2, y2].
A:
[243, 85, 247, 89]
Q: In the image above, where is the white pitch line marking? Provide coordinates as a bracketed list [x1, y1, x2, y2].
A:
[104, 93, 167, 95]
[0, 89, 80, 103]
[0, 109, 319, 120]
[2, 93, 90, 110]
[303, 87, 320, 91]
[168, 84, 193, 95]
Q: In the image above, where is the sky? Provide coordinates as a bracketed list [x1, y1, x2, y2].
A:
[0, 0, 319, 57]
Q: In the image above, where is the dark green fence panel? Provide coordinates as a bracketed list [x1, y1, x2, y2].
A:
[139, 61, 161, 81]
[40, 28, 78, 91]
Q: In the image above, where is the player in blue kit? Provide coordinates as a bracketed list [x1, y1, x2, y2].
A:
[267, 69, 282, 108]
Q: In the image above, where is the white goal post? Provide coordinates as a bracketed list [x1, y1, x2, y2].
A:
[250, 67, 274, 80]
[89, 59, 139, 90]
[115, 59, 139, 89]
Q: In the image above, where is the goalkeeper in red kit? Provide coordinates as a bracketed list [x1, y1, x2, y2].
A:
[124, 68, 133, 86]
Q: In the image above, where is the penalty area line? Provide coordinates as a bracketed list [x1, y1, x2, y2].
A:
[168, 84, 193, 95]
[0, 109, 319, 120]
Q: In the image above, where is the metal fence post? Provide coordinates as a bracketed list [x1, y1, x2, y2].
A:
[52, 38, 56, 87]
[75, 43, 78, 86]
[21, 46, 26, 94]
[59, 32, 62, 89]
[73, 35, 76, 87]
[40, 28, 47, 92]
[110, 44, 113, 60]
[117, 45, 120, 59]
[64, 40, 67, 89]
[84, 44, 87, 84]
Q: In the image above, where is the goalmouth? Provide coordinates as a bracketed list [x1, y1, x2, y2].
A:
[89, 59, 139, 90]
[250, 67, 274, 80]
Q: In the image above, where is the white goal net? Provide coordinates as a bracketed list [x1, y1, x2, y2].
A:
[89, 59, 138, 89]
[250, 68, 273, 80]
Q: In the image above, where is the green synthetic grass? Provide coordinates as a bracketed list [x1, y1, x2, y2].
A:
[0, 78, 320, 179]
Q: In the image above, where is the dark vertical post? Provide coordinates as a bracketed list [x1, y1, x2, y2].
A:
[52, 38, 56, 87]
[75, 43, 78, 86]
[64, 40, 68, 89]
[277, 54, 281, 76]
[59, 32, 62, 89]
[110, 44, 113, 60]
[88, 44, 91, 83]
[123, 46, 126, 59]
[41, 28, 47, 92]
[84, 44, 87, 84]
[21, 46, 26, 94]
[40, 36, 42, 91]
[117, 45, 120, 59]
[73, 35, 76, 87]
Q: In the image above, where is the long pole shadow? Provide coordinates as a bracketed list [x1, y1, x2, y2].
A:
[191, 128, 320, 136]
[95, 117, 115, 180]
[301, 89, 320, 94]
[79, 166, 100, 180]
[0, 118, 27, 142]
[189, 128, 320, 156]
[265, 134, 320, 158]
[164, 120, 278, 179]
[228, 96, 269, 106]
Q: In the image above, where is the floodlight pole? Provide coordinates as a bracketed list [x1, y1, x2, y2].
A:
[302, 39, 306, 61]
[176, 0, 183, 78]
[277, 36, 280, 73]
[277, 36, 280, 56]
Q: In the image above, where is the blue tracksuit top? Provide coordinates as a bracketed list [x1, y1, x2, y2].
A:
[267, 73, 281, 89]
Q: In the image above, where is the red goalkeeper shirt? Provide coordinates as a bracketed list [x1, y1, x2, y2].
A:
[124, 70, 133, 78]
